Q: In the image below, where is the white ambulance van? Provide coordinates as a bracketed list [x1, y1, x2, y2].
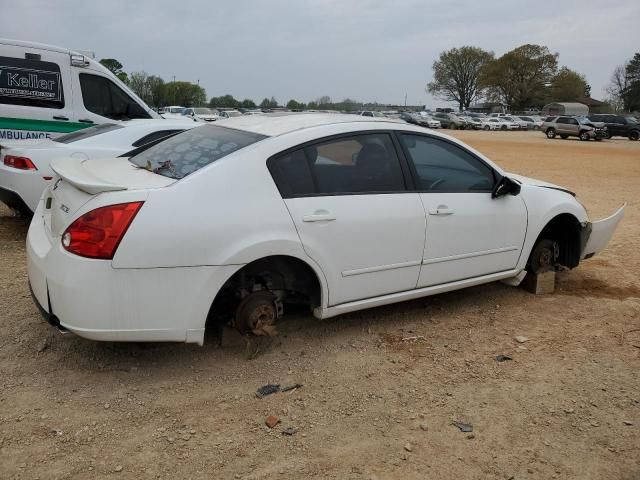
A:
[0, 38, 160, 141]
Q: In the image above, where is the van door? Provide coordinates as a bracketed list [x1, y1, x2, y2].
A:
[71, 70, 152, 125]
[0, 44, 79, 140]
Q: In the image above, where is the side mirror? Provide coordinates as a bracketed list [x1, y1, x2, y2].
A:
[492, 176, 521, 199]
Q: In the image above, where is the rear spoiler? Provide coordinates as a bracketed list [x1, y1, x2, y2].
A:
[50, 158, 127, 195]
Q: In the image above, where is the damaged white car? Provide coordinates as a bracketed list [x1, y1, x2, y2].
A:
[26, 113, 624, 344]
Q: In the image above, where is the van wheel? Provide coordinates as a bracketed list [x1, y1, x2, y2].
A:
[579, 131, 590, 141]
[235, 291, 278, 336]
[630, 130, 639, 141]
[546, 128, 556, 138]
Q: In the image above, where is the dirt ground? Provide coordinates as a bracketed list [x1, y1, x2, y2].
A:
[1, 131, 639, 480]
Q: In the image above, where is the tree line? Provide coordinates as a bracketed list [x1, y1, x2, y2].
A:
[427, 45, 640, 112]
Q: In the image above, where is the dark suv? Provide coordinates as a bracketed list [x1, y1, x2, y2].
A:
[587, 114, 640, 141]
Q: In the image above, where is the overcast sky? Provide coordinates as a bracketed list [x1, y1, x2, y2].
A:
[2, 0, 639, 108]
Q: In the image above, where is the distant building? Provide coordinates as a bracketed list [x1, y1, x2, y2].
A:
[541, 102, 589, 116]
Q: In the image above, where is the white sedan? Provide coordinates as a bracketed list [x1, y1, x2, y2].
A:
[27, 114, 624, 345]
[0, 120, 197, 213]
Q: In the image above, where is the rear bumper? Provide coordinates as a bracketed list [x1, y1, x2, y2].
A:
[0, 185, 30, 213]
[26, 205, 240, 345]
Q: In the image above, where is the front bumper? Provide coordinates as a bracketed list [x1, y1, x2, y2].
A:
[581, 204, 625, 259]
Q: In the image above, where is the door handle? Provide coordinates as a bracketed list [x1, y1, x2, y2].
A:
[303, 210, 336, 222]
[78, 119, 95, 124]
[428, 206, 454, 216]
[52, 115, 69, 121]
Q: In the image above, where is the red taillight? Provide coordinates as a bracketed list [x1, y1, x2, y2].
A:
[4, 155, 37, 170]
[61, 202, 144, 259]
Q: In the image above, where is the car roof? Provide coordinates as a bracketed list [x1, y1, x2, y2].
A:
[218, 112, 403, 137]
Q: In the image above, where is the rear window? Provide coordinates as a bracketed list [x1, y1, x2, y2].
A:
[129, 124, 266, 179]
[54, 123, 123, 143]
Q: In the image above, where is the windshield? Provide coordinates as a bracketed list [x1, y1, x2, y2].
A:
[54, 123, 123, 144]
[129, 124, 267, 179]
[167, 107, 183, 113]
[194, 108, 213, 114]
[625, 116, 638, 124]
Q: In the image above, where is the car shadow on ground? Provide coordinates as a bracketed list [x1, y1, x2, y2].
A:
[31, 279, 523, 375]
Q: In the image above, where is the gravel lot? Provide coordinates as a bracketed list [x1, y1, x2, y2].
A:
[1, 130, 638, 479]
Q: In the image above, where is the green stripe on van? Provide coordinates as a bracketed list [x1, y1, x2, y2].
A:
[0, 117, 92, 133]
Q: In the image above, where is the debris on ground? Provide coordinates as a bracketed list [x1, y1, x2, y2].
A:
[404, 442, 413, 452]
[514, 335, 529, 343]
[402, 335, 425, 342]
[282, 427, 297, 436]
[452, 421, 473, 433]
[495, 355, 512, 362]
[623, 420, 633, 426]
[256, 384, 281, 398]
[256, 383, 303, 398]
[265, 415, 280, 428]
[280, 383, 303, 392]
[36, 339, 49, 353]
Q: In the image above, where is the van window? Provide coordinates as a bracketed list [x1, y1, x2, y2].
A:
[79, 73, 151, 120]
[0, 55, 65, 109]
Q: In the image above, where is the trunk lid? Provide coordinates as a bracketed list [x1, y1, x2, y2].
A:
[45, 157, 174, 236]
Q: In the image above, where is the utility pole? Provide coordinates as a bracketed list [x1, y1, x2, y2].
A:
[404, 93, 407, 107]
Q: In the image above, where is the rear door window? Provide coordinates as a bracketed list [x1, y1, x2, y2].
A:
[129, 125, 267, 179]
[268, 133, 407, 197]
[79, 73, 151, 120]
[0, 55, 65, 109]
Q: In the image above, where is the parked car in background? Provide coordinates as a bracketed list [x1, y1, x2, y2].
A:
[358, 111, 386, 118]
[0, 38, 159, 142]
[216, 109, 244, 119]
[460, 115, 483, 130]
[26, 113, 624, 344]
[501, 116, 527, 130]
[432, 112, 465, 129]
[586, 114, 639, 141]
[487, 118, 519, 130]
[0, 119, 197, 213]
[182, 107, 220, 122]
[476, 118, 500, 130]
[400, 112, 440, 128]
[542, 116, 606, 141]
[159, 106, 186, 119]
[518, 116, 543, 130]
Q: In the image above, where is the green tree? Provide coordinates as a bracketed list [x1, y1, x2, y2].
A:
[147, 75, 165, 108]
[164, 81, 206, 107]
[128, 71, 151, 104]
[209, 94, 240, 108]
[548, 67, 590, 102]
[624, 53, 640, 111]
[286, 99, 305, 110]
[259, 97, 278, 108]
[480, 44, 558, 111]
[99, 58, 128, 83]
[427, 46, 494, 111]
[241, 98, 257, 108]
